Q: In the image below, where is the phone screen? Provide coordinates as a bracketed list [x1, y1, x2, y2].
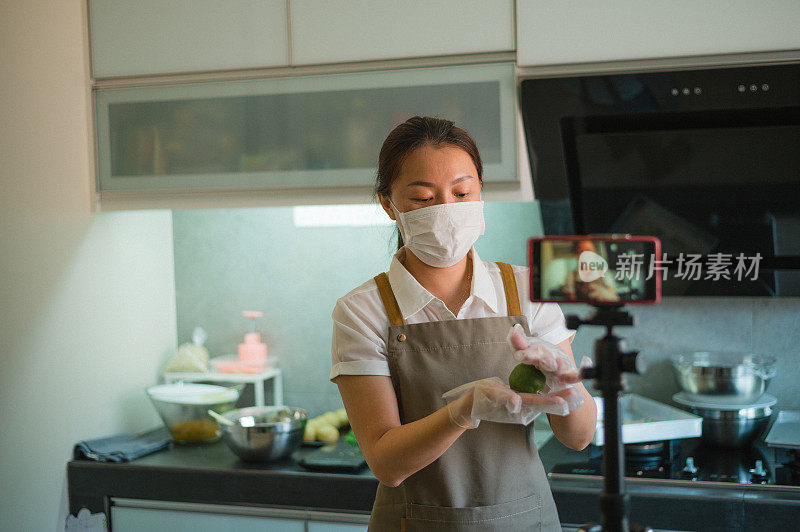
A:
[528, 236, 662, 304]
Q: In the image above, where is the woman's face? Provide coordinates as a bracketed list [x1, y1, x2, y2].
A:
[379, 144, 481, 219]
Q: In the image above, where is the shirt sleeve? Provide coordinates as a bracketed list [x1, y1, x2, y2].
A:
[514, 265, 576, 345]
[330, 288, 392, 382]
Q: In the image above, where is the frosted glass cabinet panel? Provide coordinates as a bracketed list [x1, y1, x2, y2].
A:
[95, 63, 516, 194]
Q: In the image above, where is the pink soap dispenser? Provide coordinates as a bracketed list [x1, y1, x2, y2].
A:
[238, 310, 268, 364]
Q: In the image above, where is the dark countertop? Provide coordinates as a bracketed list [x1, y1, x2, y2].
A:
[69, 435, 800, 531]
[68, 438, 378, 517]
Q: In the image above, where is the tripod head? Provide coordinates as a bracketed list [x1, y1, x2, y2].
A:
[566, 305, 646, 386]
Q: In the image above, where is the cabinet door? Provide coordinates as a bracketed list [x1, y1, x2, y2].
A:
[516, 0, 800, 67]
[89, 0, 289, 77]
[111, 506, 305, 531]
[95, 62, 516, 196]
[308, 522, 368, 532]
[290, 0, 514, 65]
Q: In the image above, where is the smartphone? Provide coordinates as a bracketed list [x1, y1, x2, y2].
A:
[528, 235, 662, 305]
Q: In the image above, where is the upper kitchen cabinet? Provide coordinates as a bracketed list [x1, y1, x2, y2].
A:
[516, 0, 800, 67]
[94, 62, 516, 202]
[88, 0, 289, 77]
[289, 0, 514, 65]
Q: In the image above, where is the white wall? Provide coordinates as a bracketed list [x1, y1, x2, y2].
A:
[0, 2, 177, 530]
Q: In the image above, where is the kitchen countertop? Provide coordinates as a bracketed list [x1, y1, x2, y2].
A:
[68, 423, 800, 531]
[69, 418, 555, 518]
[538, 436, 800, 531]
[68, 438, 378, 517]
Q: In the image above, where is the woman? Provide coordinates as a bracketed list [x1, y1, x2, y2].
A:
[562, 240, 621, 302]
[330, 116, 597, 531]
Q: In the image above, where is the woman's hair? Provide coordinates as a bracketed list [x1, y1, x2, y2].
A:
[375, 116, 483, 249]
[572, 240, 598, 254]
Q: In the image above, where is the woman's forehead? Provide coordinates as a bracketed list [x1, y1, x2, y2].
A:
[396, 145, 477, 185]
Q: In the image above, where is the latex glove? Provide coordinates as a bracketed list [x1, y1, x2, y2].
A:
[442, 377, 578, 429]
[506, 323, 587, 413]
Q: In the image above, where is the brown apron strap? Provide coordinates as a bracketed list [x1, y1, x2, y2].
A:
[374, 272, 404, 326]
[496, 262, 522, 317]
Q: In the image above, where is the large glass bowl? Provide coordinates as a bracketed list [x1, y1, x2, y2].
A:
[147, 383, 241, 443]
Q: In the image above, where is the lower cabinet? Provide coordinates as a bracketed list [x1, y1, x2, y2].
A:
[307, 522, 367, 532]
[112, 506, 304, 531]
[110, 499, 368, 531]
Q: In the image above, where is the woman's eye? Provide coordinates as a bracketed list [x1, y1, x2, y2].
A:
[413, 197, 432, 202]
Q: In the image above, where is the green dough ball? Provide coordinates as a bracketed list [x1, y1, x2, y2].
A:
[509, 363, 547, 394]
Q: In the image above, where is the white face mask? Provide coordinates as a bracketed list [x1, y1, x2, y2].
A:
[390, 200, 485, 268]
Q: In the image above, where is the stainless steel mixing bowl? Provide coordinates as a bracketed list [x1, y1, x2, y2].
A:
[219, 406, 309, 462]
[681, 402, 773, 448]
[671, 351, 776, 404]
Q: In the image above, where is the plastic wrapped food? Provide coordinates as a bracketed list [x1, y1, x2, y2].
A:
[164, 327, 210, 373]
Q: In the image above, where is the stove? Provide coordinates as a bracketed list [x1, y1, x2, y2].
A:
[541, 436, 800, 487]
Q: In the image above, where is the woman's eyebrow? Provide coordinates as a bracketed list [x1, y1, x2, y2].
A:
[405, 175, 475, 188]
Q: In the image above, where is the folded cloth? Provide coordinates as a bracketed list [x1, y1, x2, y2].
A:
[73, 427, 172, 462]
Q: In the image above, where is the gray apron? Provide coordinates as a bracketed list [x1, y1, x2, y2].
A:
[368, 262, 562, 532]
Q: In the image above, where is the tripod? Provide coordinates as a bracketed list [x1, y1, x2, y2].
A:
[566, 305, 653, 532]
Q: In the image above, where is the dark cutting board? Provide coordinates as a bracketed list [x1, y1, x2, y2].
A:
[298, 439, 366, 473]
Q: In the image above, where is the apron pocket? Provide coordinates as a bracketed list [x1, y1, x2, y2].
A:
[404, 492, 543, 532]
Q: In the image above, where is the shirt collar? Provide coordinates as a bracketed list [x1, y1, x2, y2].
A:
[386, 247, 499, 319]
[470, 249, 499, 313]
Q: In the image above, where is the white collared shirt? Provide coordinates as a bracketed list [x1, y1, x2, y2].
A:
[329, 247, 575, 382]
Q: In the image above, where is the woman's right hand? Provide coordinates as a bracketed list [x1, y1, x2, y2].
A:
[335, 374, 481, 487]
[442, 377, 574, 428]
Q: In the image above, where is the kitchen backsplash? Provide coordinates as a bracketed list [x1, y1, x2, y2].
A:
[172, 202, 800, 414]
[569, 297, 800, 410]
[172, 201, 544, 415]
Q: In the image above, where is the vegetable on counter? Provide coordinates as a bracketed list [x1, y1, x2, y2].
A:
[304, 408, 349, 443]
[345, 428, 359, 449]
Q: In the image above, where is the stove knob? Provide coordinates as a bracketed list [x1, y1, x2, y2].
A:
[749, 459, 768, 484]
[680, 457, 698, 480]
